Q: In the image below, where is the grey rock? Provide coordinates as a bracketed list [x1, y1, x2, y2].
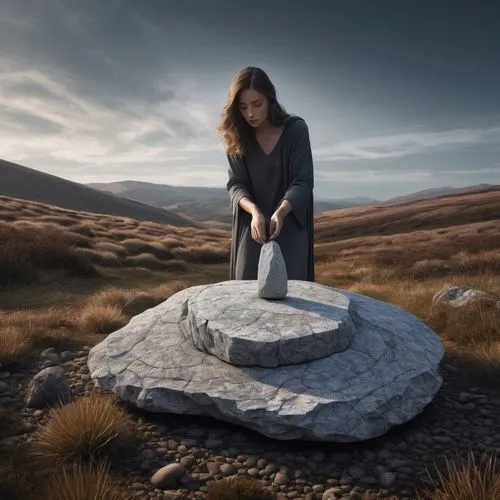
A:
[206, 462, 221, 475]
[150, 463, 185, 488]
[0, 381, 8, 393]
[44, 353, 61, 365]
[432, 286, 499, 308]
[40, 347, 56, 358]
[88, 280, 444, 442]
[220, 464, 236, 476]
[380, 471, 397, 489]
[258, 241, 287, 299]
[323, 489, 341, 500]
[274, 472, 289, 485]
[184, 281, 354, 367]
[25, 366, 73, 408]
[60, 351, 74, 362]
[348, 466, 365, 479]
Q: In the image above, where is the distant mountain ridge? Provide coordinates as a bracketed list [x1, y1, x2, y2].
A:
[2, 158, 496, 228]
[86, 180, 379, 224]
[87, 179, 499, 224]
[0, 159, 202, 227]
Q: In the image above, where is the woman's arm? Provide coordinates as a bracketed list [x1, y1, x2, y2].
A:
[238, 196, 261, 217]
[226, 153, 266, 243]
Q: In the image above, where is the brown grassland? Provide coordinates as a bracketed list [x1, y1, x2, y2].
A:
[0, 188, 499, 499]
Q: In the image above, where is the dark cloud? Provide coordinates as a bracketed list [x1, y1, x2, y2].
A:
[0, 0, 499, 198]
[1, 108, 66, 134]
[4, 80, 61, 102]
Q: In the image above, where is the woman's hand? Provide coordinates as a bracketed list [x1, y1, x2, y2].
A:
[251, 210, 267, 244]
[269, 211, 284, 240]
[269, 200, 292, 240]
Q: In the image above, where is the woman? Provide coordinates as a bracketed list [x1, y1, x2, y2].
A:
[218, 66, 315, 282]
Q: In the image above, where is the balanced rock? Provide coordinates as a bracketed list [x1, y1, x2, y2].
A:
[258, 241, 287, 299]
[88, 280, 444, 442]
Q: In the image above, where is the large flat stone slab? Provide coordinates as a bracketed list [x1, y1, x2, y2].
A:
[186, 281, 355, 367]
[88, 281, 444, 442]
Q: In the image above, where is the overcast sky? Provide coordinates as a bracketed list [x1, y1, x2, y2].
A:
[1, 0, 499, 200]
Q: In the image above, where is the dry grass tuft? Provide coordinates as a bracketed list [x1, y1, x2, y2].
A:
[0, 444, 36, 500]
[33, 393, 133, 463]
[38, 215, 78, 226]
[425, 301, 500, 345]
[43, 459, 124, 500]
[163, 258, 189, 271]
[82, 281, 188, 319]
[123, 253, 175, 270]
[66, 222, 96, 237]
[0, 326, 29, 363]
[206, 476, 277, 500]
[0, 307, 86, 359]
[171, 243, 229, 264]
[418, 450, 500, 499]
[85, 287, 137, 311]
[0, 222, 98, 286]
[83, 287, 157, 317]
[118, 291, 160, 316]
[160, 235, 185, 249]
[78, 304, 128, 334]
[449, 341, 500, 386]
[93, 240, 127, 257]
[74, 247, 123, 267]
[0, 195, 231, 291]
[148, 279, 187, 301]
[121, 238, 172, 259]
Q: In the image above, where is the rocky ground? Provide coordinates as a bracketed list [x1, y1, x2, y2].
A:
[1, 349, 500, 500]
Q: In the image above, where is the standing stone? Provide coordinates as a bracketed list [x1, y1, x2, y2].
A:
[257, 241, 287, 299]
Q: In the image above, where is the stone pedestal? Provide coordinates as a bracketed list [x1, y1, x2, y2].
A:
[88, 280, 444, 442]
[186, 281, 355, 367]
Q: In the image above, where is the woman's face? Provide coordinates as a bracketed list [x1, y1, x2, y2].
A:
[238, 89, 269, 128]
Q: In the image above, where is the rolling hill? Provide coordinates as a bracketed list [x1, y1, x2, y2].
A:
[87, 180, 379, 225]
[87, 180, 500, 227]
[0, 159, 202, 227]
[314, 185, 500, 244]
[383, 184, 499, 205]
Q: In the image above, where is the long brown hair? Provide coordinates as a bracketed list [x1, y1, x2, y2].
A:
[217, 66, 288, 156]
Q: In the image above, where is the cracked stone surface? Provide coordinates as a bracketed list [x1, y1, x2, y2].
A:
[185, 281, 355, 367]
[88, 280, 444, 442]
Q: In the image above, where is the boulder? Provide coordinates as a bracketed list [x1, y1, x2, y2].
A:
[88, 280, 444, 442]
[432, 286, 499, 308]
[25, 366, 73, 408]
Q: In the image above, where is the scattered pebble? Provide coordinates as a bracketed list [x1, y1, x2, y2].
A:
[0, 348, 498, 500]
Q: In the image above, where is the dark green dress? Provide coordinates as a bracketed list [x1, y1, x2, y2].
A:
[226, 114, 315, 281]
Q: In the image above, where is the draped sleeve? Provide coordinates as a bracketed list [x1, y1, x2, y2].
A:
[226, 153, 253, 213]
[282, 120, 314, 229]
